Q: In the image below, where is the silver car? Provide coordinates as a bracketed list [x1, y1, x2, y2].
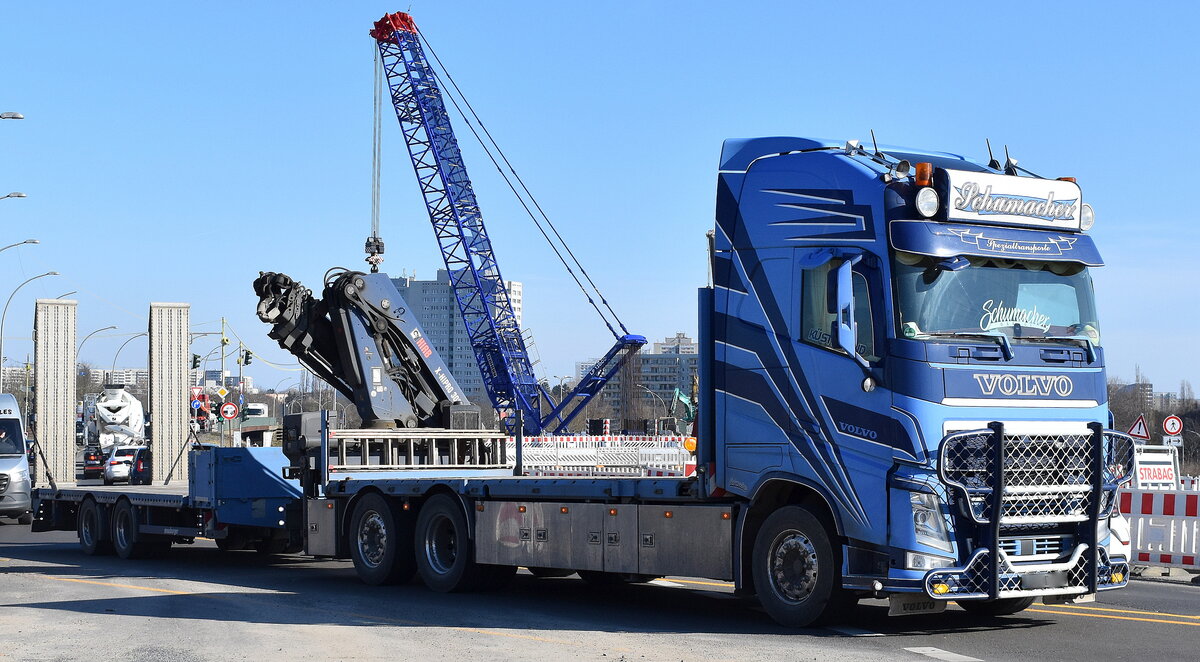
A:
[102, 446, 144, 485]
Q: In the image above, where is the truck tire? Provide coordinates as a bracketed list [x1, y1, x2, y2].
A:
[77, 499, 112, 555]
[957, 597, 1035, 617]
[350, 493, 416, 585]
[414, 494, 484, 592]
[254, 538, 290, 555]
[752, 505, 849, 628]
[112, 500, 150, 560]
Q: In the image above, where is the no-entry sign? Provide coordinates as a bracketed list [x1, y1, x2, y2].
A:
[220, 402, 240, 420]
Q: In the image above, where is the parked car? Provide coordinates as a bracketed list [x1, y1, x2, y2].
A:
[103, 445, 148, 485]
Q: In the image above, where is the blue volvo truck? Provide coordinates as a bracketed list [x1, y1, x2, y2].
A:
[32, 136, 1133, 628]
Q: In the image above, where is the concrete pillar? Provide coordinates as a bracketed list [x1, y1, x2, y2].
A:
[33, 299, 77, 486]
[148, 303, 189, 483]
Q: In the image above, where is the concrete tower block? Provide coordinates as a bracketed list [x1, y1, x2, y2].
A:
[148, 303, 189, 483]
[33, 299, 77, 486]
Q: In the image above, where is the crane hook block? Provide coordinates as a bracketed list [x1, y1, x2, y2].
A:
[370, 12, 417, 41]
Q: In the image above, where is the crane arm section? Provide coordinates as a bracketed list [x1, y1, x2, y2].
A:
[254, 270, 478, 429]
[370, 12, 644, 434]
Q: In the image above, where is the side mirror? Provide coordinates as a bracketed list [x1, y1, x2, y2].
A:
[830, 256, 869, 369]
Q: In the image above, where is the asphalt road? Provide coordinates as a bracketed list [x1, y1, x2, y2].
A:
[2, 521, 1198, 661]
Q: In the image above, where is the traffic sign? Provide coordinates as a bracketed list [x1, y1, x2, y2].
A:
[220, 402, 239, 420]
[1163, 415, 1184, 436]
[217, 387, 228, 398]
[190, 386, 203, 398]
[1163, 435, 1184, 447]
[191, 400, 202, 410]
[1127, 414, 1151, 441]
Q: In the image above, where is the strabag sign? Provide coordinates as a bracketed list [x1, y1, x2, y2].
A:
[941, 169, 1083, 231]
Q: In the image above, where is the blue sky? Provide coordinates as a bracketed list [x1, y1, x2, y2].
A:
[0, 1, 1194, 395]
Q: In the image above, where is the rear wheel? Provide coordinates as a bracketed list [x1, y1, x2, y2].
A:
[957, 597, 1035, 617]
[112, 500, 150, 560]
[415, 494, 485, 592]
[752, 505, 850, 628]
[77, 499, 111, 555]
[350, 493, 416, 585]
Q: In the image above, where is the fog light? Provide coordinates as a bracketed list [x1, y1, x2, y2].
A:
[1111, 571, 1125, 583]
[915, 187, 939, 218]
[932, 583, 950, 595]
[907, 551, 955, 571]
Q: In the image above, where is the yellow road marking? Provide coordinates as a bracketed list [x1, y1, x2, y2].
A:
[1028, 607, 1200, 627]
[666, 578, 734, 589]
[1054, 603, 1200, 620]
[47, 576, 194, 595]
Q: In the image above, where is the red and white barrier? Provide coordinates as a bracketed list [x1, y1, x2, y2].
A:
[1118, 489, 1200, 570]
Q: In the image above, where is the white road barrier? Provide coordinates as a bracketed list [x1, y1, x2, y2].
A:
[1118, 488, 1200, 570]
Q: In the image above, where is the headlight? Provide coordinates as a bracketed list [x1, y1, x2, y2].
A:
[911, 491, 952, 551]
[1080, 203, 1095, 230]
[14, 469, 29, 482]
[915, 187, 939, 218]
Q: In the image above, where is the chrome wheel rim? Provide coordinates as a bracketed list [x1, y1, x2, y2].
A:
[769, 528, 819, 603]
[424, 513, 457, 575]
[81, 508, 95, 547]
[357, 511, 387, 568]
[115, 509, 132, 550]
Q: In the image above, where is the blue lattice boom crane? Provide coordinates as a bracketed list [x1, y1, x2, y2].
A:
[370, 12, 645, 435]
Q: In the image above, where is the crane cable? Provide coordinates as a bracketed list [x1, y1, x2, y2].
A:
[418, 34, 631, 339]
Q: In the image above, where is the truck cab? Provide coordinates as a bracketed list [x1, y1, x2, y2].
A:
[707, 137, 1132, 621]
[0, 394, 32, 524]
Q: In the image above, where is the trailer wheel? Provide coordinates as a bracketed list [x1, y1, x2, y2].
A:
[957, 597, 1035, 617]
[112, 500, 150, 560]
[77, 499, 111, 555]
[350, 493, 416, 585]
[752, 505, 847, 628]
[415, 494, 483, 592]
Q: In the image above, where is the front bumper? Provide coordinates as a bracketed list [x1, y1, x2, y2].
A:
[0, 489, 31, 516]
[923, 545, 1128, 600]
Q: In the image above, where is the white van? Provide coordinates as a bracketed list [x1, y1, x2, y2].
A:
[0, 394, 32, 524]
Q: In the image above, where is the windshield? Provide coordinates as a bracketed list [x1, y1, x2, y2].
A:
[894, 252, 1101, 345]
[0, 419, 23, 455]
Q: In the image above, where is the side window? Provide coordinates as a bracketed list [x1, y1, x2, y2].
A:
[799, 259, 879, 362]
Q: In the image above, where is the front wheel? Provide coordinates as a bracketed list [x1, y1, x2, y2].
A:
[957, 597, 1036, 617]
[350, 493, 415, 585]
[752, 505, 848, 628]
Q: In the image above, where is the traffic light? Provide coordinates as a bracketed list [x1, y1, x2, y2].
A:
[191, 354, 201, 369]
[243, 350, 253, 366]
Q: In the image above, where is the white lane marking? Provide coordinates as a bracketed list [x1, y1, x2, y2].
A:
[651, 580, 684, 588]
[826, 626, 883, 637]
[904, 647, 983, 662]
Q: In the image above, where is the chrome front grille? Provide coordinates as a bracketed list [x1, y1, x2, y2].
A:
[939, 427, 1134, 525]
[999, 535, 1069, 560]
[0, 473, 8, 493]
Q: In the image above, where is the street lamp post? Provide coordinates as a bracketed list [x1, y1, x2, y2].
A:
[0, 112, 23, 120]
[0, 239, 37, 254]
[638, 384, 670, 435]
[0, 271, 59, 373]
[109, 333, 147, 384]
[0, 192, 27, 201]
[78, 325, 117, 380]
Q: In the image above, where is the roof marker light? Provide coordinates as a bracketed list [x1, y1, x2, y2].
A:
[1080, 203, 1095, 231]
[915, 162, 933, 187]
[915, 187, 939, 218]
[1057, 177, 1076, 183]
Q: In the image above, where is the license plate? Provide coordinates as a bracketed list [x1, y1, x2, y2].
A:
[889, 594, 947, 616]
[1021, 570, 1067, 590]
